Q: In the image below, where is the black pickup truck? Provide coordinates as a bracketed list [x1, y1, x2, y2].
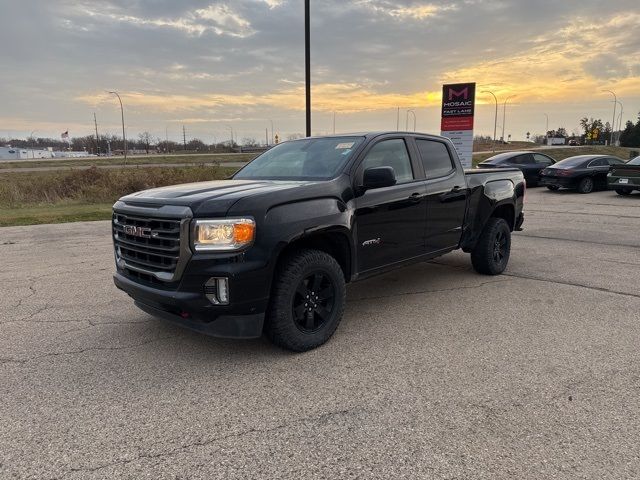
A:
[113, 132, 525, 351]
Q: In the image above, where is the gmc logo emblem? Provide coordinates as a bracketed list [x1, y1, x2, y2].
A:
[448, 87, 469, 100]
[124, 225, 152, 238]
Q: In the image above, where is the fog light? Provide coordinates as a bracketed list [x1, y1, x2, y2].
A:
[204, 277, 229, 305]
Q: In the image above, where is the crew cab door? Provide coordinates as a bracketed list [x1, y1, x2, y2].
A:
[353, 137, 427, 273]
[414, 138, 467, 253]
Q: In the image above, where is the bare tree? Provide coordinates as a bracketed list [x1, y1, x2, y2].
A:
[138, 131, 153, 154]
[241, 137, 258, 147]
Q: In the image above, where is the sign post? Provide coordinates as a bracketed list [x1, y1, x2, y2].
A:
[440, 82, 476, 169]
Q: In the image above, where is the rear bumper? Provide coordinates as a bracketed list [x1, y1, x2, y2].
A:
[608, 179, 640, 190]
[539, 177, 575, 188]
[114, 269, 268, 339]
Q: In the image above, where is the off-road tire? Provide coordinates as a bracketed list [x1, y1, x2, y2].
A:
[471, 217, 511, 275]
[265, 249, 346, 352]
[577, 177, 594, 194]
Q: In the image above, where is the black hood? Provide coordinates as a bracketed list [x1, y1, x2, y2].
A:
[118, 179, 321, 217]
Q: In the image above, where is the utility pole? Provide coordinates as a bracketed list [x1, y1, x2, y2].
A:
[93, 112, 100, 156]
[305, 0, 311, 137]
[225, 125, 234, 149]
[182, 125, 187, 150]
[396, 107, 400, 130]
[266, 128, 269, 146]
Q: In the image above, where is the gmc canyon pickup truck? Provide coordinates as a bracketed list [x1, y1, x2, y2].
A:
[113, 132, 525, 351]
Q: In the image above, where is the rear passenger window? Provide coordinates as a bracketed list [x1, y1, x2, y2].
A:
[533, 154, 553, 166]
[589, 158, 607, 167]
[416, 140, 454, 179]
[511, 155, 530, 165]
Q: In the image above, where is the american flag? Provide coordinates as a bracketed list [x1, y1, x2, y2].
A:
[61, 130, 69, 139]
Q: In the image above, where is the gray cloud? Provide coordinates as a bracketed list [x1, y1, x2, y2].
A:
[0, 0, 638, 141]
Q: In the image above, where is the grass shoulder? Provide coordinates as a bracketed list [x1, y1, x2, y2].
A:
[0, 165, 239, 227]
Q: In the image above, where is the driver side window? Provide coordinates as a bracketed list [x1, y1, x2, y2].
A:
[361, 139, 414, 184]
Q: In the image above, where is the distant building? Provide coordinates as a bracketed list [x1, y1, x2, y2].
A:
[0, 146, 55, 159]
[0, 147, 93, 160]
[546, 137, 566, 146]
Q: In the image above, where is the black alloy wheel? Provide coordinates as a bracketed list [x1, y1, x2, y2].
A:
[265, 248, 346, 352]
[493, 229, 508, 265]
[292, 271, 335, 333]
[578, 177, 594, 194]
[471, 217, 511, 275]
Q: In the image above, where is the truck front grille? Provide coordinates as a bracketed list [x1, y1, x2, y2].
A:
[113, 212, 188, 284]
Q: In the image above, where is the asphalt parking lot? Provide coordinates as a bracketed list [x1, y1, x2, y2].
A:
[1, 188, 639, 479]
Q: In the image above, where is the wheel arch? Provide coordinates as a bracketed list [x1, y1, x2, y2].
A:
[273, 228, 354, 283]
[490, 203, 515, 231]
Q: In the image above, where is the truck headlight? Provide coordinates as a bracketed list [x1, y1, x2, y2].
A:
[193, 218, 255, 251]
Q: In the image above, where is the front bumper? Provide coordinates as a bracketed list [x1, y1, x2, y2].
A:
[113, 256, 271, 339]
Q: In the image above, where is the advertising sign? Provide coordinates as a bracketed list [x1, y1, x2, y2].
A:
[440, 82, 476, 169]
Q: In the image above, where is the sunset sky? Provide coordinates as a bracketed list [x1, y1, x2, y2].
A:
[1, 0, 639, 143]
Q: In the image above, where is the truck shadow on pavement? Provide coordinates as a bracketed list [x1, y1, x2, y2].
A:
[133, 256, 493, 360]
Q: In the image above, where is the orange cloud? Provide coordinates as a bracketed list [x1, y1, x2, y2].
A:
[77, 84, 443, 114]
[75, 14, 640, 116]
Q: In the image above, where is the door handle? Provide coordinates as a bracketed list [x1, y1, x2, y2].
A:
[439, 186, 466, 203]
[408, 192, 423, 203]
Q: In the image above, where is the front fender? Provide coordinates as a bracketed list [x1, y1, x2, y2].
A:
[262, 197, 356, 280]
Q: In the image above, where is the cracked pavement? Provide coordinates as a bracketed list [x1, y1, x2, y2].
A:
[1, 189, 639, 479]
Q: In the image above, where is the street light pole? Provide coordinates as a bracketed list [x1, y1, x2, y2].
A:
[406, 109, 416, 132]
[615, 100, 623, 145]
[225, 125, 234, 148]
[269, 119, 274, 145]
[30, 130, 36, 158]
[482, 91, 498, 152]
[602, 90, 617, 146]
[501, 96, 515, 142]
[543, 113, 549, 138]
[304, 0, 311, 137]
[108, 91, 127, 165]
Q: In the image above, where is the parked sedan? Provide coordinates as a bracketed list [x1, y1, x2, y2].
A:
[540, 155, 626, 193]
[608, 156, 640, 195]
[476, 151, 555, 187]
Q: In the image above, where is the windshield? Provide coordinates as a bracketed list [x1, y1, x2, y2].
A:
[628, 156, 640, 165]
[552, 157, 589, 168]
[234, 136, 364, 180]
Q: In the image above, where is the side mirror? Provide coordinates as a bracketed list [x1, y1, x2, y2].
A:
[362, 166, 396, 190]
